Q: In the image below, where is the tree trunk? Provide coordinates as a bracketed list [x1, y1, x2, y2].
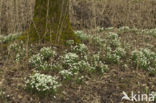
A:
[20, 0, 79, 44]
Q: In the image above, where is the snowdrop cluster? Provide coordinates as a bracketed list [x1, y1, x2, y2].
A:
[29, 58, 52, 70]
[77, 60, 91, 70]
[1, 32, 22, 43]
[143, 28, 156, 37]
[107, 32, 121, 48]
[26, 73, 61, 94]
[8, 41, 26, 62]
[119, 26, 130, 32]
[105, 32, 126, 64]
[118, 26, 139, 33]
[90, 53, 109, 73]
[98, 61, 109, 73]
[106, 51, 120, 64]
[72, 44, 88, 55]
[29, 47, 56, 70]
[131, 48, 156, 71]
[66, 40, 75, 45]
[62, 53, 79, 65]
[60, 45, 109, 80]
[57, 52, 89, 81]
[105, 27, 115, 31]
[115, 47, 126, 57]
[72, 60, 92, 73]
[8, 42, 20, 53]
[29, 54, 43, 67]
[75, 30, 91, 41]
[59, 70, 73, 80]
[28, 53, 50, 70]
[40, 47, 56, 59]
[61, 53, 81, 73]
[62, 52, 89, 71]
[106, 47, 126, 64]
[92, 36, 105, 47]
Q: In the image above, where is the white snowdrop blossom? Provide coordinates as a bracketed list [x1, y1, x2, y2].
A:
[119, 26, 130, 32]
[92, 36, 105, 47]
[8, 41, 26, 62]
[63, 53, 79, 64]
[26, 73, 61, 93]
[29, 54, 44, 67]
[105, 27, 114, 30]
[114, 47, 126, 57]
[107, 32, 121, 47]
[106, 47, 125, 64]
[59, 70, 73, 79]
[131, 48, 156, 70]
[72, 44, 88, 54]
[40, 47, 56, 59]
[2, 32, 22, 43]
[75, 30, 91, 41]
[29, 53, 53, 70]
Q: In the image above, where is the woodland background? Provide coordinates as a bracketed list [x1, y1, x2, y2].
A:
[0, 0, 156, 35]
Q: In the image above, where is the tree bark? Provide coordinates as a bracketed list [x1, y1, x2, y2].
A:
[20, 0, 79, 44]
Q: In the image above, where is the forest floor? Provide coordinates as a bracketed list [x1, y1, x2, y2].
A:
[0, 27, 156, 103]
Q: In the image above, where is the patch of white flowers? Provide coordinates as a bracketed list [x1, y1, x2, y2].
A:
[61, 53, 80, 73]
[26, 72, 61, 94]
[8, 41, 26, 62]
[29, 54, 53, 70]
[119, 26, 130, 32]
[75, 30, 92, 41]
[66, 40, 75, 45]
[40, 47, 56, 59]
[131, 48, 156, 71]
[60, 53, 91, 80]
[59, 70, 73, 80]
[117, 26, 139, 33]
[77, 60, 91, 70]
[106, 47, 121, 64]
[60, 45, 110, 80]
[105, 27, 115, 31]
[62, 53, 79, 65]
[115, 47, 126, 57]
[8, 42, 19, 53]
[105, 32, 126, 64]
[29, 47, 56, 70]
[98, 61, 109, 73]
[143, 28, 156, 37]
[107, 32, 121, 48]
[72, 44, 88, 55]
[106, 47, 126, 64]
[29, 54, 43, 67]
[90, 53, 109, 73]
[1, 32, 22, 43]
[92, 36, 105, 47]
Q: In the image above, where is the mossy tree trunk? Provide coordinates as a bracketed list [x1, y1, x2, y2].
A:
[20, 0, 78, 44]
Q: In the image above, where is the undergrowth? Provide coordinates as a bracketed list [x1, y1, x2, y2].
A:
[1, 26, 156, 97]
